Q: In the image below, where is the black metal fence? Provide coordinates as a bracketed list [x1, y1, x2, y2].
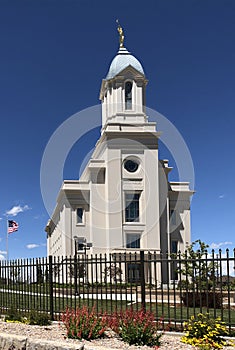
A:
[0, 249, 234, 334]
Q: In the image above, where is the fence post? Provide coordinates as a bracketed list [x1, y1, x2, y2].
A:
[74, 251, 78, 296]
[48, 255, 54, 321]
[140, 250, 146, 311]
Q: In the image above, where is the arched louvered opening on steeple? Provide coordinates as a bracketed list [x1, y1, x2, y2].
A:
[125, 81, 132, 110]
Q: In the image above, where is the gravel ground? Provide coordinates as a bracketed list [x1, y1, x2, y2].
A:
[0, 321, 234, 350]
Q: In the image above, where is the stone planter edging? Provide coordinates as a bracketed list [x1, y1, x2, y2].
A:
[0, 332, 84, 350]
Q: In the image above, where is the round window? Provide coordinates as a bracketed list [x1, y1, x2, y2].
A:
[124, 159, 139, 173]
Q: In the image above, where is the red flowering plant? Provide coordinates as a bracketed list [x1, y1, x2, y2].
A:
[61, 305, 107, 340]
[108, 308, 162, 347]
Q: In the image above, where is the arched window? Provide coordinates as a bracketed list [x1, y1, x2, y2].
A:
[125, 81, 132, 110]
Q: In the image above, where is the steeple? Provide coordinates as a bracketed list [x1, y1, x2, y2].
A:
[99, 22, 148, 130]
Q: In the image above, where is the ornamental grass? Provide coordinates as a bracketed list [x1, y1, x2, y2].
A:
[108, 308, 162, 347]
[61, 305, 107, 340]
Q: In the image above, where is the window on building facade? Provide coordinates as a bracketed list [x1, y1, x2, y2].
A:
[125, 193, 140, 222]
[170, 209, 176, 226]
[126, 233, 141, 248]
[125, 81, 132, 110]
[171, 240, 178, 254]
[124, 159, 139, 173]
[76, 208, 84, 224]
[127, 263, 140, 282]
[171, 240, 178, 280]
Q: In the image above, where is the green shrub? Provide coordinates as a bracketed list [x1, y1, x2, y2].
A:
[28, 310, 51, 326]
[61, 306, 107, 340]
[181, 291, 222, 308]
[181, 313, 228, 349]
[5, 305, 25, 323]
[108, 308, 162, 347]
[5, 307, 51, 326]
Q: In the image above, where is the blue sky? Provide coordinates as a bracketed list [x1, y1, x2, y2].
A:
[0, 0, 235, 260]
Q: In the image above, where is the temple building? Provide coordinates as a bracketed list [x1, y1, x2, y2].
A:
[45, 25, 194, 271]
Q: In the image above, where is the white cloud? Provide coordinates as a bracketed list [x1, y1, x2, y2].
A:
[216, 253, 234, 276]
[218, 194, 225, 199]
[0, 255, 5, 261]
[0, 217, 2, 221]
[0, 250, 7, 255]
[33, 214, 45, 220]
[207, 252, 235, 276]
[26, 244, 40, 249]
[6, 205, 30, 217]
[210, 241, 233, 249]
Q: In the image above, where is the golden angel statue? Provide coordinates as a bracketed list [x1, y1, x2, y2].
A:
[116, 19, 124, 48]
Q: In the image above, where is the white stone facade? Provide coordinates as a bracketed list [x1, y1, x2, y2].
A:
[45, 44, 194, 270]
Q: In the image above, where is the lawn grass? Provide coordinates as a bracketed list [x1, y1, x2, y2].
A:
[0, 285, 234, 335]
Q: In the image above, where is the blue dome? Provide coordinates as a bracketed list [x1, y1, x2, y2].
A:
[106, 47, 145, 80]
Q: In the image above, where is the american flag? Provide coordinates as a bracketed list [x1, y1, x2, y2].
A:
[8, 220, 19, 234]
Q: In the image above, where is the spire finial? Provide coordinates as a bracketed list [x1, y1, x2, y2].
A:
[116, 19, 124, 48]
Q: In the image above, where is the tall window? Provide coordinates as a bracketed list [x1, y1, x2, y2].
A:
[171, 240, 178, 280]
[171, 240, 178, 254]
[170, 209, 176, 226]
[125, 81, 132, 110]
[127, 263, 141, 282]
[126, 233, 141, 248]
[125, 193, 140, 222]
[76, 208, 84, 224]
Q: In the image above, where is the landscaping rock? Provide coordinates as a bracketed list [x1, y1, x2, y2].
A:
[0, 332, 27, 350]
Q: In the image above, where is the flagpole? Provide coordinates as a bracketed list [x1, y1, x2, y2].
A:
[6, 217, 9, 261]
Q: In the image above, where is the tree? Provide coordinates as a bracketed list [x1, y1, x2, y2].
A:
[177, 240, 221, 307]
[52, 264, 61, 277]
[103, 264, 122, 282]
[69, 262, 86, 279]
[177, 240, 217, 291]
[9, 262, 21, 283]
[36, 265, 44, 284]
